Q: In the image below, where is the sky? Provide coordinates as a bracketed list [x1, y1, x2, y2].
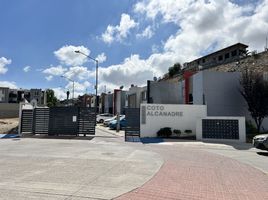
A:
[0, 0, 268, 99]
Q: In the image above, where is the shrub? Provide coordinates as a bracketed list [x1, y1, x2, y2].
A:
[184, 129, 192, 134]
[246, 120, 258, 134]
[246, 121, 259, 143]
[157, 127, 172, 138]
[173, 129, 181, 136]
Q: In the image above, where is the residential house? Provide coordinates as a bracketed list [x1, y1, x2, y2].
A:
[126, 85, 147, 108]
[113, 89, 126, 115]
[104, 93, 113, 114]
[0, 87, 9, 103]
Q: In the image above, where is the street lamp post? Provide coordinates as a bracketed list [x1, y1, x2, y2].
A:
[61, 75, 75, 105]
[74, 50, 99, 121]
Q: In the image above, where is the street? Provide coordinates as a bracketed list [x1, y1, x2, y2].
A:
[0, 127, 267, 200]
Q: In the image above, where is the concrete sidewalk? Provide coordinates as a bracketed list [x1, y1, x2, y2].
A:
[0, 135, 163, 200]
[1, 129, 268, 200]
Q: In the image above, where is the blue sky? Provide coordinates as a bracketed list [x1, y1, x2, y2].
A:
[0, 0, 267, 99]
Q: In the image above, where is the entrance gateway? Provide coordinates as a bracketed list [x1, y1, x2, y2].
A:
[124, 104, 246, 142]
[19, 105, 96, 136]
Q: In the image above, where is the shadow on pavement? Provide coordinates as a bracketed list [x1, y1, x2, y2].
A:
[257, 152, 268, 156]
[140, 137, 164, 144]
[21, 134, 120, 140]
[201, 140, 253, 150]
[22, 134, 94, 140]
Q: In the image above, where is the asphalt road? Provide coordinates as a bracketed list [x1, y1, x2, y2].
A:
[0, 127, 267, 200]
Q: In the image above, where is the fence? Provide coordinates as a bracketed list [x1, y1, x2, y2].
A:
[20, 105, 96, 136]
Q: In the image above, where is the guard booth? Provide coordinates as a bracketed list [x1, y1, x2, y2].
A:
[19, 103, 96, 136]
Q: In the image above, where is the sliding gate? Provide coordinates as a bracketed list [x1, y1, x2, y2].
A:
[20, 106, 96, 136]
[125, 108, 140, 142]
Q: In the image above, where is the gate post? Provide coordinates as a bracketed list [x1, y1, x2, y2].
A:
[116, 112, 120, 132]
[18, 102, 24, 136]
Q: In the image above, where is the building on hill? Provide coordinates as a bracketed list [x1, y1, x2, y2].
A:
[0, 87, 9, 103]
[158, 43, 268, 131]
[184, 43, 249, 71]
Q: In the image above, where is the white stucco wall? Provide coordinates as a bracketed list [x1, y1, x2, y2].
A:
[196, 116, 246, 143]
[140, 104, 207, 137]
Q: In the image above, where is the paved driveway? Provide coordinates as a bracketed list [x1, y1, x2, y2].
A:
[116, 141, 268, 200]
[0, 132, 162, 200]
[0, 128, 267, 200]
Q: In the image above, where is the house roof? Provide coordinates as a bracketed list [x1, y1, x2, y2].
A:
[187, 43, 248, 63]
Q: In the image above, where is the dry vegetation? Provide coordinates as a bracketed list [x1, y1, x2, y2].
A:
[0, 118, 19, 134]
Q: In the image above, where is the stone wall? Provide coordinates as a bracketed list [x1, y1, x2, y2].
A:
[0, 103, 19, 118]
[208, 50, 268, 73]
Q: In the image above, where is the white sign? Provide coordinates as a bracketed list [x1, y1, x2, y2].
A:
[72, 116, 77, 122]
[140, 104, 207, 137]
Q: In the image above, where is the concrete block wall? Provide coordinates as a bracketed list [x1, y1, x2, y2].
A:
[0, 103, 19, 118]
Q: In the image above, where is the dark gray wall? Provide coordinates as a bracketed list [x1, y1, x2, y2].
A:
[0, 103, 19, 118]
[149, 81, 180, 104]
[193, 71, 247, 116]
[104, 94, 113, 113]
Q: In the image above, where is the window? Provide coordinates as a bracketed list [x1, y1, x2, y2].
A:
[202, 58, 206, 63]
[231, 50, 237, 57]
[225, 53, 230, 59]
[264, 72, 268, 81]
[218, 55, 223, 61]
[189, 94, 193, 104]
[141, 91, 147, 101]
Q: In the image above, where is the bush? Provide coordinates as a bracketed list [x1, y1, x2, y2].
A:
[184, 129, 192, 134]
[157, 127, 172, 138]
[246, 120, 258, 134]
[173, 129, 181, 136]
[246, 121, 259, 143]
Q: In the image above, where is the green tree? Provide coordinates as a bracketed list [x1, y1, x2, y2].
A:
[240, 69, 268, 133]
[46, 89, 58, 107]
[168, 63, 182, 77]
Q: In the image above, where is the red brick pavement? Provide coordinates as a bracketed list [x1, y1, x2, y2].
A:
[116, 147, 268, 200]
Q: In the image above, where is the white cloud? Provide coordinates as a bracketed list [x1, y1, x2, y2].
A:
[23, 66, 31, 72]
[95, 0, 268, 91]
[64, 66, 92, 81]
[132, 0, 268, 65]
[0, 81, 17, 89]
[0, 57, 11, 74]
[101, 13, 138, 44]
[97, 53, 178, 92]
[96, 53, 107, 63]
[134, 0, 190, 24]
[52, 87, 68, 100]
[43, 65, 67, 76]
[136, 26, 154, 39]
[45, 75, 53, 81]
[54, 45, 90, 66]
[66, 81, 91, 92]
[52, 81, 91, 100]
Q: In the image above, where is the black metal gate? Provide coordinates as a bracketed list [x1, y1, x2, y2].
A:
[78, 107, 96, 136]
[125, 108, 140, 142]
[49, 107, 79, 135]
[21, 109, 33, 133]
[33, 107, 49, 134]
[20, 106, 96, 136]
